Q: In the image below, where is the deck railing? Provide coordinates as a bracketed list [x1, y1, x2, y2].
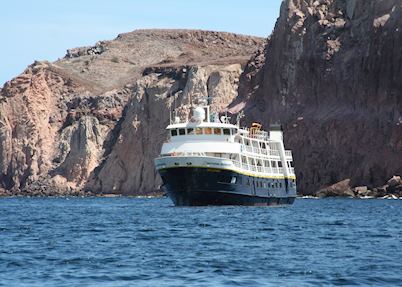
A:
[232, 161, 285, 175]
[173, 151, 206, 157]
[165, 153, 295, 176]
[244, 146, 280, 157]
[241, 128, 269, 140]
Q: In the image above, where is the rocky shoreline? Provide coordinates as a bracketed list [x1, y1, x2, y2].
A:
[315, 176, 402, 199]
[2, 176, 401, 200]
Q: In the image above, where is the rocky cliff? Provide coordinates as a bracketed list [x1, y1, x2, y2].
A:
[2, 1, 401, 197]
[230, 0, 402, 195]
[0, 29, 263, 195]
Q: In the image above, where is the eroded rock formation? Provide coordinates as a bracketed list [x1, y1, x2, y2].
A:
[0, 29, 263, 195]
[86, 64, 243, 195]
[231, 0, 402, 195]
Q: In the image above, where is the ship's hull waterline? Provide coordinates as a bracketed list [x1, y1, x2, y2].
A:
[158, 166, 296, 206]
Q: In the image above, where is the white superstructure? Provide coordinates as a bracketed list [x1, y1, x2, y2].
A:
[155, 106, 296, 182]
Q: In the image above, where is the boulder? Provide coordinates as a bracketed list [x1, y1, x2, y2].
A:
[387, 176, 402, 187]
[354, 186, 369, 197]
[316, 179, 355, 198]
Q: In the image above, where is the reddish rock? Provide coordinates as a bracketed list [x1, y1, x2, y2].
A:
[0, 30, 263, 195]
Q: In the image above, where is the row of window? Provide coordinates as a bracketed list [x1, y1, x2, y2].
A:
[241, 157, 286, 168]
[170, 127, 237, 137]
[247, 179, 283, 189]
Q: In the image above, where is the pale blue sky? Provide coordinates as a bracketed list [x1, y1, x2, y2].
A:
[1, 0, 283, 86]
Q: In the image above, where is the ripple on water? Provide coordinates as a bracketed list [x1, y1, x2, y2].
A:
[0, 197, 401, 286]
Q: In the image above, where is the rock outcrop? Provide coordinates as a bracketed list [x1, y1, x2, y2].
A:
[317, 179, 355, 198]
[85, 64, 243, 195]
[0, 29, 263, 195]
[231, 0, 402, 195]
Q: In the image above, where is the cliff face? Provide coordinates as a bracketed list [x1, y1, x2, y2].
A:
[232, 0, 402, 194]
[86, 64, 242, 195]
[0, 29, 263, 195]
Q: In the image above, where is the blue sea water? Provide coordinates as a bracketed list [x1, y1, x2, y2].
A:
[0, 197, 401, 287]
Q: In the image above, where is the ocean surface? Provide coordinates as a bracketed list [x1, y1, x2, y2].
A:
[0, 197, 401, 287]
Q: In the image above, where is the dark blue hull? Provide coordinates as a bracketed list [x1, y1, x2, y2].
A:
[158, 167, 296, 206]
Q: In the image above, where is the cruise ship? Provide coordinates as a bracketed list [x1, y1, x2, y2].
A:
[154, 105, 296, 206]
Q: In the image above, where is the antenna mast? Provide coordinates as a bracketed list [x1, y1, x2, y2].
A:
[169, 91, 172, 124]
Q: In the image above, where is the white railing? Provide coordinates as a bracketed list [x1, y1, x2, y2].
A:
[243, 145, 280, 157]
[269, 150, 280, 157]
[241, 128, 269, 140]
[233, 161, 241, 169]
[231, 161, 284, 175]
[173, 151, 206, 157]
[285, 150, 292, 157]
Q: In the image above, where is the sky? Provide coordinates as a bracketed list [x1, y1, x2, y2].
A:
[0, 0, 283, 87]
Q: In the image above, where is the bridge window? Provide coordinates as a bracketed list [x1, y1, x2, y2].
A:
[187, 128, 194, 135]
[204, 127, 212, 135]
[214, 128, 222, 135]
[195, 127, 203, 135]
[171, 129, 178, 137]
[223, 128, 230, 135]
[278, 161, 283, 168]
[179, 128, 186, 135]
